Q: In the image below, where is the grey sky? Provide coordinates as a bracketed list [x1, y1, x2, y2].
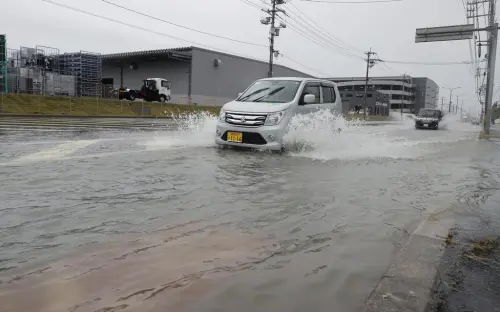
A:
[4, 0, 495, 111]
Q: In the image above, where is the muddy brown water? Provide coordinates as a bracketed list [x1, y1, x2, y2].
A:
[0, 116, 498, 312]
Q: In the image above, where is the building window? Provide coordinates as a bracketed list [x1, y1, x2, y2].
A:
[346, 93, 353, 98]
[367, 94, 373, 98]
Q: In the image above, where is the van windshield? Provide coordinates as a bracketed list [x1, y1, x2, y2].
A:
[237, 80, 301, 103]
[418, 109, 440, 117]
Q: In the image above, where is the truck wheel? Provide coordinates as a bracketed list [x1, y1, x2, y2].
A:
[159, 95, 166, 103]
[166, 95, 171, 101]
[128, 94, 136, 101]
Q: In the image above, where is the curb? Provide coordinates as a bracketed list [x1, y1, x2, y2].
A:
[479, 132, 500, 140]
[361, 216, 455, 312]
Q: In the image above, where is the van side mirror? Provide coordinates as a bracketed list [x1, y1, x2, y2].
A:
[303, 94, 315, 104]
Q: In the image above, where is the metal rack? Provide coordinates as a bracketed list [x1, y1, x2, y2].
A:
[60, 51, 102, 97]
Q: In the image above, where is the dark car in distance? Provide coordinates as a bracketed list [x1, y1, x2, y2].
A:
[415, 109, 443, 130]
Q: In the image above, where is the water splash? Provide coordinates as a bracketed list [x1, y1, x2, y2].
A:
[142, 112, 218, 150]
[283, 110, 421, 161]
[140, 109, 480, 160]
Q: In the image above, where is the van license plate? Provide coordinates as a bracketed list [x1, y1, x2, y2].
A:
[227, 131, 243, 143]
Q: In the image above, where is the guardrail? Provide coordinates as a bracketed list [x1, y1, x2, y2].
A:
[177, 96, 192, 105]
[202, 97, 218, 106]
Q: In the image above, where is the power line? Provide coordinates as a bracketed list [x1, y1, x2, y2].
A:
[282, 19, 364, 60]
[42, 0, 328, 78]
[281, 54, 330, 77]
[280, 16, 364, 60]
[242, 0, 369, 61]
[41, 0, 271, 62]
[101, 0, 267, 47]
[381, 59, 479, 65]
[300, 0, 402, 3]
[286, 1, 364, 54]
[238, 0, 267, 10]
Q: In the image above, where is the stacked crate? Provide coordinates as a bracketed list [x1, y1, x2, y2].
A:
[60, 51, 102, 97]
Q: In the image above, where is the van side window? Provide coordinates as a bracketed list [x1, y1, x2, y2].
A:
[161, 80, 169, 88]
[322, 86, 333, 103]
[303, 83, 320, 104]
[321, 85, 337, 103]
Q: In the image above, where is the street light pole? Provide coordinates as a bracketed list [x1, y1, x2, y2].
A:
[443, 87, 461, 113]
[456, 95, 461, 114]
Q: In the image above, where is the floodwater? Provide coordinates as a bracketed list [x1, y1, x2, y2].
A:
[0, 113, 498, 312]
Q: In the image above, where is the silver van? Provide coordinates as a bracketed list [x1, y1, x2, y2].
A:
[215, 77, 342, 151]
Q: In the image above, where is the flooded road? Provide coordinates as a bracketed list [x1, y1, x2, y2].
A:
[0, 114, 498, 312]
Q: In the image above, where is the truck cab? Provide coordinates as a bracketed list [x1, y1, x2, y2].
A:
[142, 78, 172, 102]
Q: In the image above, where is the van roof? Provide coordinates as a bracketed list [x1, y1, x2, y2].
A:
[260, 77, 335, 83]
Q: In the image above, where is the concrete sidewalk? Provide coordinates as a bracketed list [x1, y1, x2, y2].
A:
[479, 124, 500, 139]
[361, 215, 456, 312]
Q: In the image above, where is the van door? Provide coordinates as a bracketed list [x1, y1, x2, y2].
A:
[296, 82, 321, 115]
[320, 83, 338, 114]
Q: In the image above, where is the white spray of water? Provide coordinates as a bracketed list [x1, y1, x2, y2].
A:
[283, 110, 425, 161]
[140, 109, 481, 161]
[142, 112, 218, 151]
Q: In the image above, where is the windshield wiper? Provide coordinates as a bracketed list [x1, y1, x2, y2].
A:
[238, 87, 270, 101]
[253, 86, 286, 102]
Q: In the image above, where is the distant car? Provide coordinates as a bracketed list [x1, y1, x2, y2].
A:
[415, 108, 443, 130]
[471, 118, 480, 125]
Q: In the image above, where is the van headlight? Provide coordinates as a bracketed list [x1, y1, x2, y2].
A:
[219, 109, 226, 122]
[265, 110, 286, 126]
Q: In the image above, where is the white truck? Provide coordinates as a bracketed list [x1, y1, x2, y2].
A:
[142, 78, 172, 102]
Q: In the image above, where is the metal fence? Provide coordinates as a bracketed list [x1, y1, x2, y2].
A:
[0, 93, 218, 117]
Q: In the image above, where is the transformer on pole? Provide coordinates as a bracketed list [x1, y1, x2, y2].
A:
[260, 0, 286, 78]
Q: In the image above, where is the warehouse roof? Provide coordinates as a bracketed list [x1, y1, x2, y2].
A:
[102, 46, 314, 78]
[102, 47, 192, 59]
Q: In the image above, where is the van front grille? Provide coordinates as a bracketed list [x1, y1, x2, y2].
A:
[225, 112, 267, 127]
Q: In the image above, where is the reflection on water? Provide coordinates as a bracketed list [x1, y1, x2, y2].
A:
[0, 115, 497, 312]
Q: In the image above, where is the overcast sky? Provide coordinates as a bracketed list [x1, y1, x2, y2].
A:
[4, 0, 498, 112]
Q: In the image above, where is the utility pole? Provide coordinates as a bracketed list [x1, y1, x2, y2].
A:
[482, 0, 497, 134]
[456, 95, 461, 114]
[260, 0, 286, 78]
[441, 97, 445, 111]
[415, 0, 497, 134]
[362, 48, 379, 120]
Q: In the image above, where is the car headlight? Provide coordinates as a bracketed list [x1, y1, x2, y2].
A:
[219, 109, 226, 122]
[264, 110, 286, 126]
